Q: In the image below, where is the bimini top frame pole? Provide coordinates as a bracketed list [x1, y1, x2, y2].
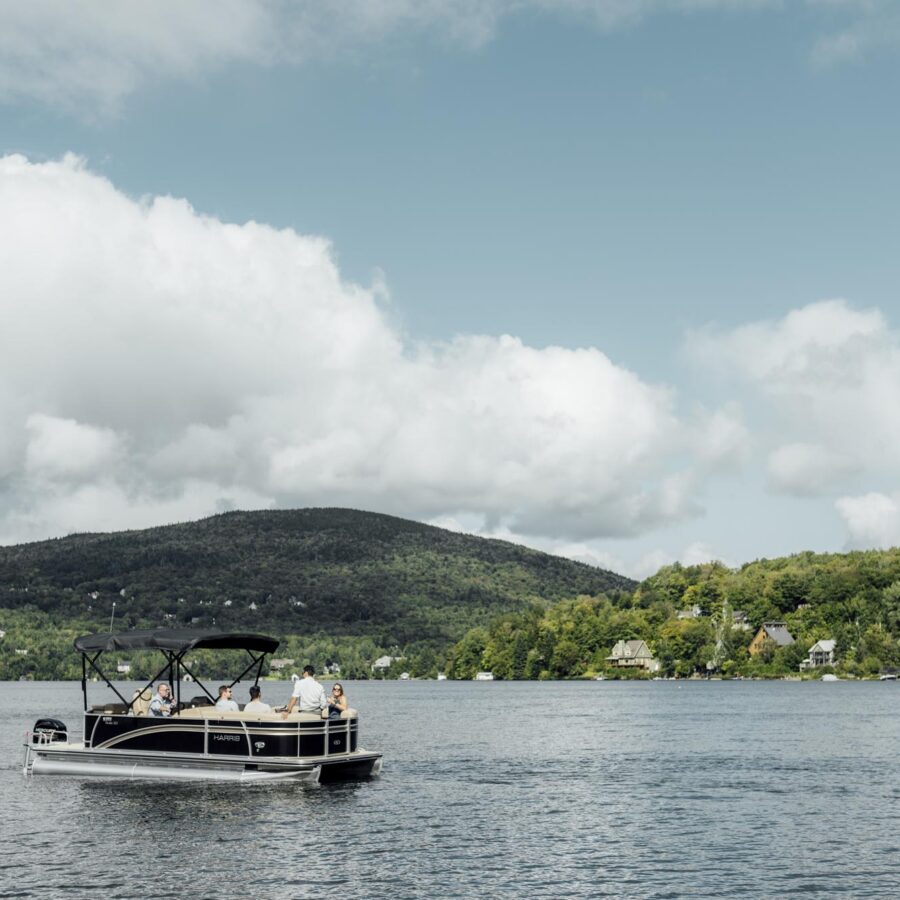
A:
[74, 629, 280, 713]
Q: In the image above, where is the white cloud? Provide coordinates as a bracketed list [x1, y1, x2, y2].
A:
[688, 299, 900, 491]
[25, 413, 123, 481]
[836, 492, 900, 549]
[443, 519, 735, 581]
[1, 154, 721, 545]
[688, 298, 900, 547]
[690, 402, 751, 469]
[0, 480, 273, 547]
[0, 0, 876, 113]
[687, 299, 886, 387]
[808, 0, 900, 67]
[767, 442, 857, 496]
[625, 542, 733, 580]
[0, 1, 275, 113]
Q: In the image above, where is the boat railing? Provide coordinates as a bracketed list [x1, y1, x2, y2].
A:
[172, 707, 357, 722]
[84, 706, 357, 721]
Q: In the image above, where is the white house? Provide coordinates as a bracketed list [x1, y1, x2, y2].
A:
[799, 639, 836, 671]
[606, 640, 660, 673]
[270, 658, 295, 671]
[117, 661, 131, 675]
[372, 655, 399, 672]
[676, 605, 702, 620]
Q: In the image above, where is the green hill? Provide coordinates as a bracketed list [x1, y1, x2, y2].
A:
[0, 508, 634, 677]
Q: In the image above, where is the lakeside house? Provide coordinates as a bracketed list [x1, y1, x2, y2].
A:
[799, 639, 836, 671]
[731, 610, 751, 630]
[749, 622, 795, 656]
[270, 658, 296, 672]
[116, 661, 131, 675]
[606, 639, 660, 673]
[372, 655, 400, 673]
[676, 605, 702, 620]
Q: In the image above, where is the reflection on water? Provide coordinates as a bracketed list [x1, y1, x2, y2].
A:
[3, 679, 900, 898]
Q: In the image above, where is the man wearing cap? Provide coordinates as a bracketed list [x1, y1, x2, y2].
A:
[282, 665, 327, 718]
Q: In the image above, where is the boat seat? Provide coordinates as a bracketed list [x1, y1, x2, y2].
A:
[174, 707, 357, 722]
[131, 688, 152, 716]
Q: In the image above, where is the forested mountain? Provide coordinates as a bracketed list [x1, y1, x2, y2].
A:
[447, 549, 900, 680]
[0, 508, 634, 678]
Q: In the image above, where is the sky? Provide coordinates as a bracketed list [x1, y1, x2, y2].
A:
[2, 0, 900, 579]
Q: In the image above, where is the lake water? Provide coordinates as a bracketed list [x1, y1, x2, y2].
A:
[2, 679, 900, 899]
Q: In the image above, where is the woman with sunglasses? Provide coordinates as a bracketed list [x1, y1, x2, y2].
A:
[327, 683, 348, 719]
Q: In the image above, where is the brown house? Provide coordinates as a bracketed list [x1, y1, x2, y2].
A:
[749, 621, 795, 656]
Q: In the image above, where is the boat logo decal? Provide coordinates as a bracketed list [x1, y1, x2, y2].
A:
[254, 741, 266, 750]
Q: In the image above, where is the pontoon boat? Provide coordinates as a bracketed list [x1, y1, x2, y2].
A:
[23, 629, 382, 784]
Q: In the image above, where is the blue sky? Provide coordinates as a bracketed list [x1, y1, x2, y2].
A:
[2, 1, 900, 578]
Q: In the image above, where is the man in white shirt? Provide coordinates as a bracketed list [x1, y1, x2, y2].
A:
[215, 685, 239, 711]
[244, 684, 272, 714]
[282, 665, 326, 718]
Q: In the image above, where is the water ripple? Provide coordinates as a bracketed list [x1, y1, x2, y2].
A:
[3, 680, 900, 897]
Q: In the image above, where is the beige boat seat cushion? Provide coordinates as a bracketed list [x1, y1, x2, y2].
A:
[131, 688, 152, 716]
[175, 707, 357, 722]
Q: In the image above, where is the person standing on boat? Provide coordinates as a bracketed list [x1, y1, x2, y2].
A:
[282, 665, 327, 718]
[244, 684, 273, 714]
[148, 683, 175, 717]
[216, 685, 239, 711]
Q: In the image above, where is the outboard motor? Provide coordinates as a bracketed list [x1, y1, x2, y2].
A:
[32, 718, 67, 744]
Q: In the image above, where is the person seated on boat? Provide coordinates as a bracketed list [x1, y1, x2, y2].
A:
[148, 683, 176, 717]
[327, 683, 348, 719]
[215, 685, 239, 712]
[243, 684, 273, 714]
[282, 665, 327, 718]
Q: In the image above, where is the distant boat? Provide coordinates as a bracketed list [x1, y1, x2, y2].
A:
[821, 673, 840, 682]
[399, 672, 410, 680]
[593, 675, 606, 681]
[879, 673, 898, 681]
[474, 671, 494, 681]
[436, 673, 447, 681]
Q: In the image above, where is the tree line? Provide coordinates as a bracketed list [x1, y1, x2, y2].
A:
[446, 550, 900, 679]
[5, 541, 900, 681]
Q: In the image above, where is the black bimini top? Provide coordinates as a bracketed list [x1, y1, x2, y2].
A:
[74, 629, 280, 655]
